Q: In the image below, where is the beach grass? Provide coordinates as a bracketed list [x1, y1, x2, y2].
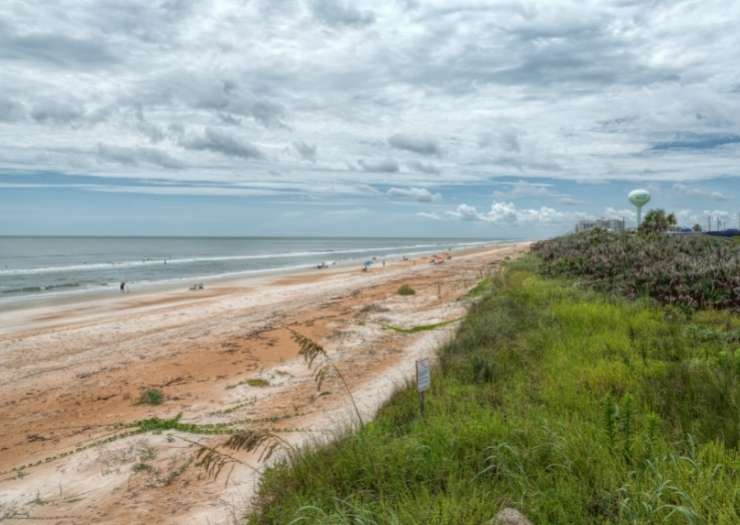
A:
[245, 256, 739, 524]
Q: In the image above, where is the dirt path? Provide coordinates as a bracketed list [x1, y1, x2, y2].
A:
[0, 243, 528, 524]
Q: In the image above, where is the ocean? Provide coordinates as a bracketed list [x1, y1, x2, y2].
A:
[0, 236, 503, 303]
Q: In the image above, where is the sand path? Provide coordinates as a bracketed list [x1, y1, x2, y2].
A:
[0, 243, 528, 524]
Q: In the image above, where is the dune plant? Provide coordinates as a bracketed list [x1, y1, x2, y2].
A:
[137, 388, 164, 406]
[532, 230, 740, 311]
[245, 260, 738, 524]
[397, 284, 416, 296]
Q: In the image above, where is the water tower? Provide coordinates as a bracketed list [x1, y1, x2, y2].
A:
[628, 189, 651, 228]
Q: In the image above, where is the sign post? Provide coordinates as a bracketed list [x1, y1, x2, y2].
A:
[416, 358, 430, 417]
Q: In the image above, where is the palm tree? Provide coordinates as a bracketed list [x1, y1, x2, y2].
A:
[639, 209, 676, 235]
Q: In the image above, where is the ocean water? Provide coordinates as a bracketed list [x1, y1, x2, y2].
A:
[0, 236, 501, 303]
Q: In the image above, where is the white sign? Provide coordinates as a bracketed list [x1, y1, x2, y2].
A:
[416, 358, 430, 392]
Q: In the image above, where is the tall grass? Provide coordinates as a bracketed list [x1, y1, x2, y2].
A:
[246, 258, 739, 524]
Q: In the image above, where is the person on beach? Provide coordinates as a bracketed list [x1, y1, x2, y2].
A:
[120, 282, 126, 294]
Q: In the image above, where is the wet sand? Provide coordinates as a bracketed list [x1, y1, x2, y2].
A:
[0, 242, 529, 524]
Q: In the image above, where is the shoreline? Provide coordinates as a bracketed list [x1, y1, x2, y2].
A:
[0, 240, 510, 314]
[0, 242, 530, 524]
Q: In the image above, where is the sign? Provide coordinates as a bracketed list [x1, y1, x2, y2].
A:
[416, 358, 430, 392]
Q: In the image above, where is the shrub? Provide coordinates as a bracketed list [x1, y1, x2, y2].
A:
[397, 284, 416, 296]
[137, 388, 164, 406]
[532, 230, 740, 311]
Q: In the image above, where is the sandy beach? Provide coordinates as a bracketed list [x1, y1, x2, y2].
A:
[0, 242, 529, 524]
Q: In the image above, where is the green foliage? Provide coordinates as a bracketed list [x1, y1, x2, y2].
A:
[137, 388, 164, 406]
[397, 284, 416, 296]
[246, 263, 739, 524]
[135, 413, 231, 434]
[639, 208, 676, 235]
[384, 317, 462, 334]
[532, 229, 740, 311]
[246, 378, 270, 387]
[466, 277, 492, 298]
[132, 462, 153, 473]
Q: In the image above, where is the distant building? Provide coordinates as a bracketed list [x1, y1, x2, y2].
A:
[575, 218, 625, 234]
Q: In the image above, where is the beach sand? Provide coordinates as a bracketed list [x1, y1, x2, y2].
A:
[0, 242, 529, 524]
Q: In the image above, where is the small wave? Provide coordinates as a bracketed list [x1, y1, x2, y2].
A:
[2, 282, 81, 295]
[0, 242, 471, 276]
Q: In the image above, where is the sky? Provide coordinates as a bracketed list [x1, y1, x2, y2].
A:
[0, 0, 738, 238]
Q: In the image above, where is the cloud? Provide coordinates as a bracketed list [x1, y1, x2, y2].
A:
[479, 130, 521, 153]
[673, 183, 729, 201]
[179, 128, 264, 159]
[604, 207, 636, 221]
[30, 98, 86, 125]
[0, 23, 118, 69]
[406, 160, 440, 174]
[493, 180, 557, 199]
[445, 200, 576, 224]
[357, 158, 399, 173]
[416, 211, 443, 220]
[559, 197, 584, 206]
[388, 134, 440, 156]
[702, 209, 730, 217]
[310, 0, 375, 27]
[387, 187, 441, 202]
[0, 96, 25, 122]
[293, 141, 317, 163]
[97, 144, 185, 170]
[0, 0, 739, 232]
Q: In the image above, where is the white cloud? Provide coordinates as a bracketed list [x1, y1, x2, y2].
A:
[416, 212, 443, 220]
[673, 183, 729, 201]
[445, 200, 582, 225]
[387, 187, 441, 202]
[493, 180, 564, 199]
[0, 0, 738, 222]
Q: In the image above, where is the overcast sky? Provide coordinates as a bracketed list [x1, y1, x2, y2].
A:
[1, 0, 738, 237]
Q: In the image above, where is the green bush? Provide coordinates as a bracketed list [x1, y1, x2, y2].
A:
[397, 284, 416, 296]
[532, 230, 740, 311]
[137, 388, 164, 406]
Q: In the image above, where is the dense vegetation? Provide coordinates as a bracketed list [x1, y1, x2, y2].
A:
[246, 258, 739, 524]
[532, 230, 740, 311]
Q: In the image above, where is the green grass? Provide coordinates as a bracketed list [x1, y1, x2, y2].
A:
[134, 413, 232, 434]
[246, 257, 739, 524]
[466, 276, 492, 298]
